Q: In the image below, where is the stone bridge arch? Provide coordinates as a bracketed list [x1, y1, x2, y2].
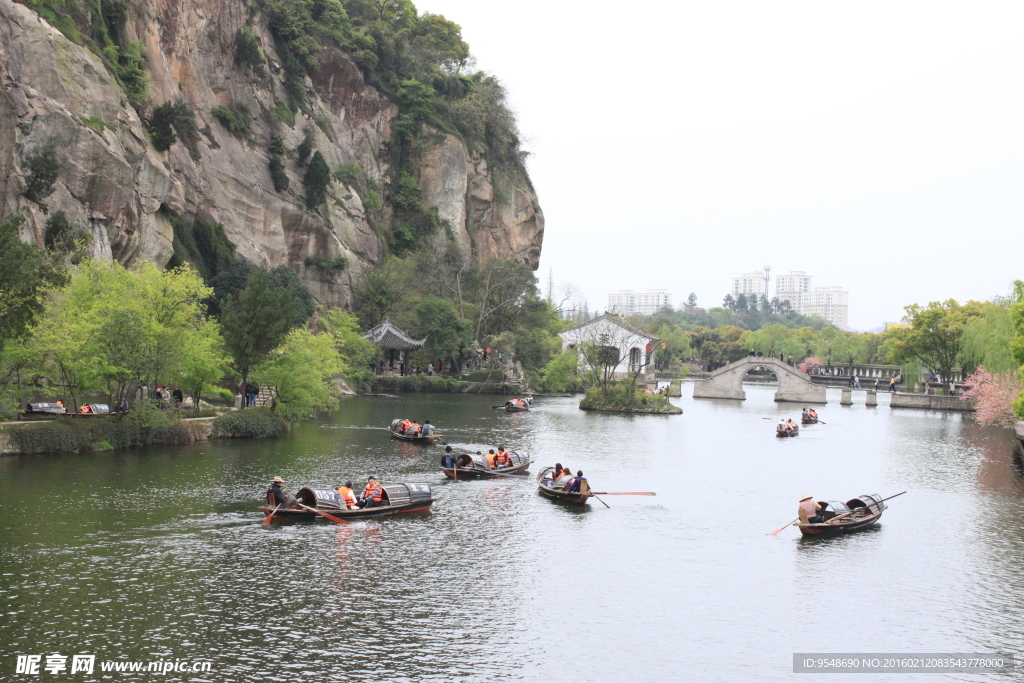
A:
[692, 357, 826, 403]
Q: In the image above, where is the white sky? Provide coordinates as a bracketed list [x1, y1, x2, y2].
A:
[419, 0, 1024, 330]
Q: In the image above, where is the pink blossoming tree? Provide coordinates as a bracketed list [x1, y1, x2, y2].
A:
[960, 366, 1021, 428]
[798, 356, 823, 375]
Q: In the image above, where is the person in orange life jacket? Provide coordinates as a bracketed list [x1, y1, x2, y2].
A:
[267, 476, 299, 508]
[786, 419, 797, 430]
[567, 470, 586, 493]
[335, 482, 357, 508]
[484, 449, 497, 468]
[407, 421, 421, 436]
[357, 477, 384, 508]
[798, 494, 823, 523]
[495, 446, 510, 468]
[398, 419, 412, 433]
[545, 463, 564, 486]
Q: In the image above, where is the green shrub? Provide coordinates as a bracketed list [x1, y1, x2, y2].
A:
[372, 376, 467, 393]
[268, 133, 286, 155]
[335, 162, 363, 189]
[80, 116, 110, 135]
[304, 254, 348, 272]
[270, 101, 295, 127]
[269, 155, 290, 192]
[211, 102, 252, 138]
[202, 387, 236, 404]
[149, 101, 197, 152]
[212, 408, 288, 438]
[296, 131, 313, 163]
[579, 384, 677, 412]
[24, 142, 59, 202]
[107, 41, 149, 107]
[43, 211, 92, 264]
[234, 27, 265, 77]
[303, 151, 331, 209]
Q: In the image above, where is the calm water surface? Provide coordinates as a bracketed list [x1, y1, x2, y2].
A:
[2, 385, 1023, 682]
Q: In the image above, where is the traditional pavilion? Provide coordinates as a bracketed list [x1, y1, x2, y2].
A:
[362, 319, 427, 376]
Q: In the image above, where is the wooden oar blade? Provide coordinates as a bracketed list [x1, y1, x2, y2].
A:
[590, 491, 656, 495]
[262, 504, 281, 524]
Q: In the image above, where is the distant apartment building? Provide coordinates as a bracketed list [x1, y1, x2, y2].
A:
[607, 289, 672, 315]
[774, 270, 812, 306]
[798, 286, 849, 330]
[731, 271, 768, 296]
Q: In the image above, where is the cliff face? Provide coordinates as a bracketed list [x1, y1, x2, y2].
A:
[0, 0, 543, 306]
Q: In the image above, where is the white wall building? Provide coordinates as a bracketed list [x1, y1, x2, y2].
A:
[797, 286, 849, 330]
[559, 314, 658, 381]
[731, 271, 768, 296]
[607, 289, 672, 315]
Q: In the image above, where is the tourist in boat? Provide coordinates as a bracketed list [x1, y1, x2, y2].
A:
[406, 421, 421, 436]
[358, 477, 384, 508]
[495, 446, 510, 468]
[267, 477, 298, 508]
[79, 404, 93, 414]
[567, 471, 586, 493]
[808, 408, 818, 420]
[335, 482, 357, 509]
[398, 419, 412, 434]
[786, 419, 798, 431]
[798, 494, 823, 523]
[546, 463, 565, 486]
[485, 449, 497, 468]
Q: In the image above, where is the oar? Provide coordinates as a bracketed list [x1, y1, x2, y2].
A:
[768, 517, 799, 536]
[590, 491, 657, 496]
[262, 504, 281, 525]
[297, 503, 352, 525]
[591, 492, 611, 508]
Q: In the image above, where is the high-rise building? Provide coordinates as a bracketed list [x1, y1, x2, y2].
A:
[607, 289, 672, 315]
[798, 286, 849, 330]
[774, 270, 812, 308]
[731, 271, 768, 296]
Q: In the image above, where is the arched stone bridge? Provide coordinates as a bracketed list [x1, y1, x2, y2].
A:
[692, 357, 827, 403]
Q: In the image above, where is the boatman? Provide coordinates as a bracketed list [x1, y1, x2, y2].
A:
[798, 494, 823, 523]
[335, 482, 357, 509]
[421, 420, 432, 436]
[358, 476, 384, 508]
[267, 477, 299, 508]
[567, 470, 586, 493]
[801, 408, 811, 421]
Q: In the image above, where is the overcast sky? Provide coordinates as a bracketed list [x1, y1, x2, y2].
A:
[419, 0, 1023, 330]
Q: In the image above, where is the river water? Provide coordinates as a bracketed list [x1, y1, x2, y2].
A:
[1, 384, 1022, 682]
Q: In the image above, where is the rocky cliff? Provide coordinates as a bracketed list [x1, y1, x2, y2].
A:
[0, 0, 543, 306]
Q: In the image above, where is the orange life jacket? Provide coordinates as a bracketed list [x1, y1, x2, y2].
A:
[337, 487, 356, 506]
[399, 420, 411, 431]
[362, 482, 383, 501]
[485, 453, 496, 468]
[495, 451, 510, 466]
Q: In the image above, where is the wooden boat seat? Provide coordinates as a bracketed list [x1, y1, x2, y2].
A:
[798, 508, 809, 523]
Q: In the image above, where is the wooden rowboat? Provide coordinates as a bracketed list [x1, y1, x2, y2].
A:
[441, 451, 531, 479]
[801, 416, 818, 425]
[260, 484, 434, 521]
[796, 494, 887, 536]
[505, 402, 530, 412]
[536, 467, 590, 504]
[388, 419, 441, 444]
[776, 426, 799, 437]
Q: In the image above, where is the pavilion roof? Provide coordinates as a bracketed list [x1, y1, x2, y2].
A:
[361, 320, 427, 350]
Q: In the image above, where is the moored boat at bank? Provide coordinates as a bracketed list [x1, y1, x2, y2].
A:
[441, 451, 531, 479]
[260, 483, 434, 520]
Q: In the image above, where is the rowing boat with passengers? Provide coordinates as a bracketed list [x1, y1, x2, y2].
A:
[441, 451, 531, 479]
[388, 418, 442, 444]
[504, 398, 531, 412]
[801, 415, 818, 425]
[260, 483, 434, 520]
[776, 425, 799, 437]
[796, 493, 895, 536]
[536, 466, 590, 504]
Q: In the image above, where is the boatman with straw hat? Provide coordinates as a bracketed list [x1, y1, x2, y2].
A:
[798, 494, 823, 523]
[267, 477, 299, 508]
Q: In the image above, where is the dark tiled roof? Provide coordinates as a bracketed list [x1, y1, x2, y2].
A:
[362, 320, 427, 350]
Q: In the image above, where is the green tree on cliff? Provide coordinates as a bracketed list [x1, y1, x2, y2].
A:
[0, 214, 67, 353]
[304, 151, 331, 209]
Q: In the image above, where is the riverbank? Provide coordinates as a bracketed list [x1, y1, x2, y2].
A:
[0, 408, 288, 455]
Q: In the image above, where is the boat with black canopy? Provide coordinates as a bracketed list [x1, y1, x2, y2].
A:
[259, 483, 434, 520]
[441, 451, 531, 479]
